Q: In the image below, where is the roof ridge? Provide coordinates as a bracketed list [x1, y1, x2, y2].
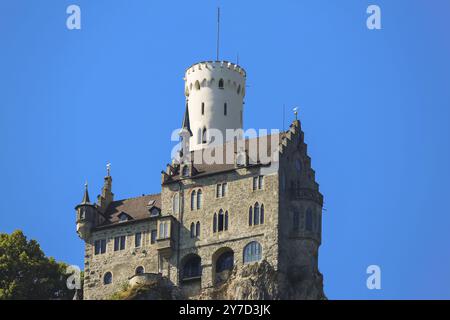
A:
[112, 193, 161, 203]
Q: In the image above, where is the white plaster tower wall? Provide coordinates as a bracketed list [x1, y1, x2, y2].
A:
[184, 61, 246, 151]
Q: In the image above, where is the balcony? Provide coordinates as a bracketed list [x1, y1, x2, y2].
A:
[156, 237, 173, 257]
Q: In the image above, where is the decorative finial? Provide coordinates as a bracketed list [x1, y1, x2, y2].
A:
[81, 180, 90, 204]
[293, 107, 299, 120]
[106, 162, 111, 177]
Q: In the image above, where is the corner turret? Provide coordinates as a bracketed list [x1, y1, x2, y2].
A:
[75, 182, 96, 240]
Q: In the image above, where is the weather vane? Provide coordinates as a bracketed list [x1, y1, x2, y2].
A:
[106, 162, 111, 176]
[293, 107, 299, 120]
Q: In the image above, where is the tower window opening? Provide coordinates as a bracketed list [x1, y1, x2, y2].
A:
[196, 221, 201, 237]
[202, 127, 207, 144]
[201, 103, 205, 115]
[213, 213, 217, 233]
[224, 103, 227, 116]
[191, 190, 196, 210]
[218, 210, 224, 232]
[190, 222, 195, 238]
[197, 189, 202, 209]
[218, 79, 224, 89]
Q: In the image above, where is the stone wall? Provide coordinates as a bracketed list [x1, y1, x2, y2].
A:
[83, 220, 159, 300]
[162, 165, 279, 290]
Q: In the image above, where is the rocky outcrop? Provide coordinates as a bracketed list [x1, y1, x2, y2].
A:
[110, 273, 184, 300]
[113, 261, 325, 300]
[197, 260, 326, 300]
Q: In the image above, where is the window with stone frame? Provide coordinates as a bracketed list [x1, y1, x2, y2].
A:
[150, 229, 157, 244]
[114, 235, 126, 251]
[135, 232, 142, 248]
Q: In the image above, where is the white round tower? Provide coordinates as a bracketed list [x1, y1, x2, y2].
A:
[184, 61, 246, 151]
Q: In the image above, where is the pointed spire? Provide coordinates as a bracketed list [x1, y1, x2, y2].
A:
[81, 181, 91, 205]
[181, 103, 192, 135]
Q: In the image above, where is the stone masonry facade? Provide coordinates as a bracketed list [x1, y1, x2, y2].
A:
[75, 120, 325, 300]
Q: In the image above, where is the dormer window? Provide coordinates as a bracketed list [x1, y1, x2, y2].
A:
[118, 213, 131, 222]
[149, 207, 160, 217]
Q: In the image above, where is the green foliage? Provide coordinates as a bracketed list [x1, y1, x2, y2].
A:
[0, 230, 75, 300]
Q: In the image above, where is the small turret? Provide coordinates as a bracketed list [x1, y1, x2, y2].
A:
[75, 182, 96, 240]
[178, 103, 192, 162]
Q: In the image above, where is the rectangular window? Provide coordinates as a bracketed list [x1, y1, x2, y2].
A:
[201, 103, 204, 115]
[94, 240, 100, 255]
[135, 232, 142, 248]
[224, 103, 227, 116]
[114, 237, 119, 251]
[100, 239, 106, 254]
[120, 235, 126, 250]
[114, 236, 126, 251]
[95, 239, 107, 255]
[222, 183, 227, 197]
[150, 230, 157, 244]
[253, 176, 263, 190]
[216, 184, 222, 198]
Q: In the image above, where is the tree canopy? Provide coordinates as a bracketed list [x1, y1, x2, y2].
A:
[0, 230, 77, 300]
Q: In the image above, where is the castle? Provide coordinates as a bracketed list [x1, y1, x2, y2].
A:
[75, 61, 325, 300]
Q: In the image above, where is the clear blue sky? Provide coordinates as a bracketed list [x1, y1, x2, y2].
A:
[1, 0, 450, 299]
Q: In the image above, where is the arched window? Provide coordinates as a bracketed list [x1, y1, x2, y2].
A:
[190, 222, 195, 238]
[260, 204, 264, 224]
[182, 255, 201, 280]
[224, 103, 227, 116]
[216, 251, 234, 273]
[248, 207, 253, 226]
[103, 272, 112, 285]
[293, 211, 300, 231]
[306, 208, 313, 232]
[218, 210, 224, 232]
[172, 194, 179, 214]
[197, 190, 202, 209]
[218, 78, 224, 89]
[237, 84, 241, 94]
[191, 190, 196, 210]
[254, 202, 260, 225]
[224, 211, 229, 231]
[182, 166, 189, 177]
[213, 213, 217, 233]
[135, 266, 144, 275]
[195, 80, 200, 90]
[202, 127, 207, 144]
[196, 221, 201, 237]
[243, 241, 262, 264]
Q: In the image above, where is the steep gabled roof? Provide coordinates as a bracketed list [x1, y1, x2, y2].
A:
[99, 193, 161, 226]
